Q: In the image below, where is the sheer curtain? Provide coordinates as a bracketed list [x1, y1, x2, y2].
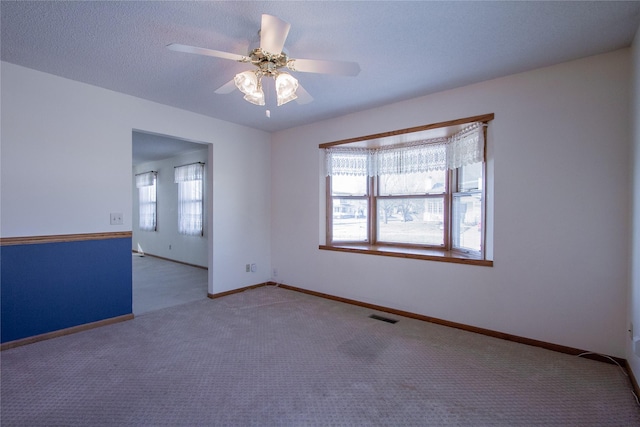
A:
[325, 122, 485, 177]
[446, 122, 485, 171]
[135, 171, 157, 231]
[174, 163, 204, 236]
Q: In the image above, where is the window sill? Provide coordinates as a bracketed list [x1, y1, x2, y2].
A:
[319, 244, 493, 267]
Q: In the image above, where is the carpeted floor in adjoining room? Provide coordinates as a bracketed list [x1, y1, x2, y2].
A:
[2, 286, 639, 426]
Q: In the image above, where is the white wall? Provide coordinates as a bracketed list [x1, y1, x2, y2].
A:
[132, 147, 209, 267]
[629, 25, 640, 380]
[1, 61, 272, 294]
[271, 49, 632, 357]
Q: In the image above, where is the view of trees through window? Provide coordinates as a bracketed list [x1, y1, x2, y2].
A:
[377, 170, 446, 246]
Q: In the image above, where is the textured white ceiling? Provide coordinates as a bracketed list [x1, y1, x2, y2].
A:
[2, 1, 640, 134]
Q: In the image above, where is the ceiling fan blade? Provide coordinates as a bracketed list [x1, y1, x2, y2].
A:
[295, 84, 313, 105]
[260, 14, 291, 55]
[167, 43, 247, 62]
[214, 79, 237, 94]
[287, 58, 361, 76]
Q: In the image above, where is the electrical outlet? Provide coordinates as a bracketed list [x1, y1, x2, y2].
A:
[251, 263, 257, 273]
[246, 264, 250, 273]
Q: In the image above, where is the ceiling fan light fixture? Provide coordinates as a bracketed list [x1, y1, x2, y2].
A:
[235, 70, 265, 105]
[234, 70, 259, 96]
[243, 90, 265, 106]
[275, 72, 298, 106]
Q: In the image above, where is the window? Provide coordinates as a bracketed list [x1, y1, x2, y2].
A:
[322, 114, 493, 264]
[135, 171, 157, 231]
[452, 162, 483, 252]
[174, 162, 204, 236]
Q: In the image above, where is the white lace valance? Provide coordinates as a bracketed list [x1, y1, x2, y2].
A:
[446, 122, 484, 170]
[323, 147, 376, 177]
[376, 139, 448, 175]
[174, 163, 204, 183]
[135, 171, 156, 188]
[325, 122, 485, 177]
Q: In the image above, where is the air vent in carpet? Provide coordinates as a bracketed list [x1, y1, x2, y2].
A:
[369, 314, 398, 324]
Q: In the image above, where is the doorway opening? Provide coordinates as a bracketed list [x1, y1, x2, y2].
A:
[131, 130, 212, 315]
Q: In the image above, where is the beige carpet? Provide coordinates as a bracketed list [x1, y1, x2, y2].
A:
[2, 286, 639, 426]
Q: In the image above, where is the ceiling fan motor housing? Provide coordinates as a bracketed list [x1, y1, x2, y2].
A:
[248, 48, 289, 76]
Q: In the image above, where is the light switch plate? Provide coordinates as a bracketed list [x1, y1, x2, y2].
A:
[110, 212, 123, 225]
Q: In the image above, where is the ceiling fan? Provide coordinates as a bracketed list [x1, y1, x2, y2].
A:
[167, 14, 360, 108]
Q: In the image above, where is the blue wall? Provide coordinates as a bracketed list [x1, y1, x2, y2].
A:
[1, 237, 132, 343]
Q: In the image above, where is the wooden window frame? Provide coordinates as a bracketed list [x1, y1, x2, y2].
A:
[321, 114, 494, 267]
